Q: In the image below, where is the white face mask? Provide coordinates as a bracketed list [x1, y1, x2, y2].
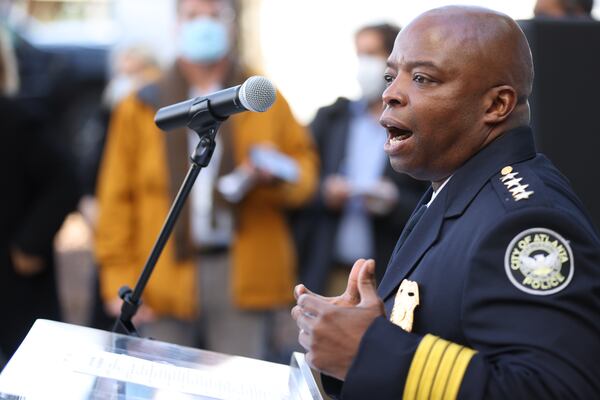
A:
[356, 55, 387, 104]
[178, 16, 230, 64]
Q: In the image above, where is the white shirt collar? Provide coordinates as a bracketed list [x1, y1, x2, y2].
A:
[426, 175, 452, 207]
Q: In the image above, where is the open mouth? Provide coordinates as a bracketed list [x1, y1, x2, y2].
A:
[387, 126, 413, 143]
[381, 118, 413, 156]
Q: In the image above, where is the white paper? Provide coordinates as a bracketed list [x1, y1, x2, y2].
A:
[65, 350, 291, 400]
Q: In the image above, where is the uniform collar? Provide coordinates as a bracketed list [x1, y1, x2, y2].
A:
[378, 126, 536, 302]
[444, 126, 536, 218]
[427, 175, 452, 207]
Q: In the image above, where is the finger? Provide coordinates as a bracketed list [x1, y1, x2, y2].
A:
[293, 306, 315, 337]
[343, 258, 366, 302]
[296, 315, 315, 336]
[297, 293, 328, 317]
[294, 284, 332, 302]
[296, 312, 316, 334]
[294, 284, 313, 300]
[295, 284, 327, 301]
[357, 259, 380, 306]
[291, 305, 303, 321]
[298, 328, 312, 351]
[304, 351, 317, 371]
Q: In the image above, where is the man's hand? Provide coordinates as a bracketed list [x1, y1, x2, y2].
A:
[292, 259, 384, 380]
[11, 246, 46, 276]
[363, 178, 399, 215]
[293, 258, 369, 308]
[323, 175, 351, 210]
[247, 163, 278, 186]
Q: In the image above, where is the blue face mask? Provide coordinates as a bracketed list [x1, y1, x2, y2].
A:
[178, 17, 229, 63]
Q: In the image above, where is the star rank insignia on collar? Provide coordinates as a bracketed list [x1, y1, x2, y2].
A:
[500, 166, 534, 201]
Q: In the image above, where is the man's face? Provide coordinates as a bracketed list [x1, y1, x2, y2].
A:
[534, 0, 568, 17]
[178, 0, 229, 22]
[380, 17, 489, 182]
[355, 30, 387, 59]
[355, 29, 389, 104]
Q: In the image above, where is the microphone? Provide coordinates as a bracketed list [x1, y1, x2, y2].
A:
[154, 76, 276, 131]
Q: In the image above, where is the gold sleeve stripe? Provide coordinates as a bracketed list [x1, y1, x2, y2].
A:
[442, 346, 477, 400]
[403, 334, 477, 400]
[430, 341, 461, 399]
[403, 334, 439, 400]
[415, 338, 450, 399]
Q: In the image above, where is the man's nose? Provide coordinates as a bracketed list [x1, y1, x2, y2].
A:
[382, 78, 407, 107]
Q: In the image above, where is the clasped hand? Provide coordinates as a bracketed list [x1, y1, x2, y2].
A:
[291, 259, 385, 380]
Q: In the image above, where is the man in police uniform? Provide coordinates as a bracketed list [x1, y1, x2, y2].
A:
[292, 5, 600, 399]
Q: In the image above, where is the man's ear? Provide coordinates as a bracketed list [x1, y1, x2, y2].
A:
[483, 85, 518, 124]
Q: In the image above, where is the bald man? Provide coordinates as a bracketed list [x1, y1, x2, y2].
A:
[292, 6, 600, 399]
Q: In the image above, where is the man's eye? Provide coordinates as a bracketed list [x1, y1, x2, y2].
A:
[413, 74, 430, 84]
[384, 74, 395, 85]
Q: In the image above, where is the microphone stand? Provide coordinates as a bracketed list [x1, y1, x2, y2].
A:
[113, 99, 223, 336]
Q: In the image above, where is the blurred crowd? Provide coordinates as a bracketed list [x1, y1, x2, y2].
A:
[0, 0, 597, 370]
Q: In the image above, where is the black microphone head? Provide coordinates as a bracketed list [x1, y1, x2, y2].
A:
[238, 76, 276, 112]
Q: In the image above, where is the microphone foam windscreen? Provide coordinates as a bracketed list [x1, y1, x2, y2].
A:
[239, 76, 276, 112]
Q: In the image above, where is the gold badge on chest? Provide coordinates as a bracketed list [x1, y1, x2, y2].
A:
[390, 279, 420, 332]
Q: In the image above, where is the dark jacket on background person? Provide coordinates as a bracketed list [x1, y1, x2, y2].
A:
[324, 126, 600, 399]
[293, 97, 427, 290]
[0, 96, 79, 358]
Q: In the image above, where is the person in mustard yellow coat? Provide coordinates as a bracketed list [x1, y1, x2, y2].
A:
[95, 0, 317, 354]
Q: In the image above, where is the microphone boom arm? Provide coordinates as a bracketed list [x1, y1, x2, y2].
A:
[113, 105, 222, 336]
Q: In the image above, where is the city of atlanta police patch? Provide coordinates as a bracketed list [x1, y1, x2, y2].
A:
[504, 228, 574, 295]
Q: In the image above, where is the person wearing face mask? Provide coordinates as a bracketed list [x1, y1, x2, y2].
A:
[80, 44, 162, 224]
[291, 23, 427, 297]
[103, 45, 162, 110]
[95, 0, 318, 357]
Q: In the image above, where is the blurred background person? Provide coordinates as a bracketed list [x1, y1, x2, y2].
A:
[7, 11, 108, 198]
[94, 0, 317, 359]
[86, 43, 164, 331]
[103, 44, 162, 111]
[80, 43, 163, 227]
[4, 3, 109, 334]
[534, 0, 596, 18]
[0, 25, 79, 366]
[292, 23, 427, 296]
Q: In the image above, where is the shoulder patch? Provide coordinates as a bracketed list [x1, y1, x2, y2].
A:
[499, 165, 534, 201]
[504, 228, 574, 295]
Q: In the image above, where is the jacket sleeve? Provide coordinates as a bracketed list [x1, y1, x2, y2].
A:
[244, 92, 319, 209]
[328, 208, 600, 399]
[456, 208, 600, 399]
[13, 126, 80, 255]
[94, 96, 145, 302]
[304, 100, 346, 212]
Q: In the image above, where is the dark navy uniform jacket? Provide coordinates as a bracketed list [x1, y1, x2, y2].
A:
[324, 126, 600, 399]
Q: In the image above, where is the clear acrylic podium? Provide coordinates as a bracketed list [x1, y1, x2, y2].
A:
[0, 320, 323, 400]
